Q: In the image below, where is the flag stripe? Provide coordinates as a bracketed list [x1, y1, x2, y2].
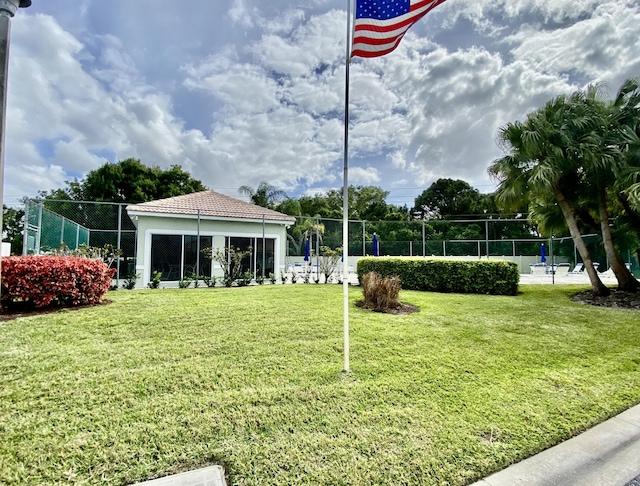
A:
[351, 0, 447, 58]
[354, 0, 442, 33]
[352, 38, 405, 58]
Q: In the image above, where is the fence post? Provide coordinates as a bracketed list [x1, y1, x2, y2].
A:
[262, 214, 266, 278]
[35, 202, 42, 254]
[116, 204, 122, 286]
[21, 199, 29, 255]
[60, 216, 65, 248]
[485, 220, 489, 259]
[362, 220, 365, 257]
[422, 222, 426, 257]
[197, 209, 202, 279]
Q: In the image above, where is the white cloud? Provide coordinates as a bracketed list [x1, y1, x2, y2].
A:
[349, 166, 381, 184]
[3, 0, 640, 209]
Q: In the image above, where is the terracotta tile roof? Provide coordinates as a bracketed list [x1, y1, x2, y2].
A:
[126, 190, 295, 223]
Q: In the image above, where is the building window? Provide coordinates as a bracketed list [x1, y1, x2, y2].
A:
[150, 234, 213, 281]
[226, 236, 275, 277]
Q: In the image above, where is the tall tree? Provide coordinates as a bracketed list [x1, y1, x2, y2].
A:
[44, 158, 207, 203]
[238, 181, 285, 210]
[581, 82, 639, 291]
[2, 205, 24, 255]
[490, 93, 610, 296]
[412, 179, 484, 220]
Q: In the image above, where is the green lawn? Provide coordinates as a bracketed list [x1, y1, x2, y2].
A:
[1, 285, 639, 485]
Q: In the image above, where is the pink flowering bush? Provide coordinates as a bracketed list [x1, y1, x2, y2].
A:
[1, 256, 116, 309]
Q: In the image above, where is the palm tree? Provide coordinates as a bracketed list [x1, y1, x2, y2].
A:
[287, 217, 325, 256]
[489, 93, 610, 296]
[580, 82, 639, 291]
[238, 181, 286, 209]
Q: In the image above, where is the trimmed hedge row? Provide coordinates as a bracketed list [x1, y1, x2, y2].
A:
[1, 256, 115, 309]
[356, 257, 519, 295]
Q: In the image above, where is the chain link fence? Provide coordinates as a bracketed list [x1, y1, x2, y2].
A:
[22, 199, 639, 278]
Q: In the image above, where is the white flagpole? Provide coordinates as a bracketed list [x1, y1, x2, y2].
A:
[342, 0, 353, 373]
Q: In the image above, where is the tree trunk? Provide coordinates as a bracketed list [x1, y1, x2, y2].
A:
[598, 188, 639, 291]
[555, 188, 610, 296]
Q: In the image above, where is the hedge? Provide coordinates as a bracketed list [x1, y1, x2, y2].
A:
[356, 257, 519, 295]
[1, 256, 115, 309]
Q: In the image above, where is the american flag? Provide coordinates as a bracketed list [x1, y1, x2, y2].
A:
[351, 0, 448, 58]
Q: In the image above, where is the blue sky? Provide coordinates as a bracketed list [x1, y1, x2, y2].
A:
[4, 0, 640, 208]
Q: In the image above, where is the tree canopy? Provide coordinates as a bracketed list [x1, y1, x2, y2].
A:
[490, 78, 640, 295]
[43, 158, 207, 203]
[412, 178, 490, 220]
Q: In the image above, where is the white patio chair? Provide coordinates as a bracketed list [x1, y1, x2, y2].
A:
[569, 263, 584, 274]
[530, 263, 547, 276]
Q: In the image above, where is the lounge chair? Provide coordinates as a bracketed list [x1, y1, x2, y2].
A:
[554, 263, 570, 276]
[530, 263, 547, 276]
[569, 263, 584, 274]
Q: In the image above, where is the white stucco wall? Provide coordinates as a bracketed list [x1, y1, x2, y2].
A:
[130, 213, 290, 287]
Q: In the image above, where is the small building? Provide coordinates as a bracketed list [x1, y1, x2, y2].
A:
[126, 190, 295, 287]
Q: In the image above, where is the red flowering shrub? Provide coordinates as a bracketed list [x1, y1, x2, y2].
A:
[1, 256, 116, 309]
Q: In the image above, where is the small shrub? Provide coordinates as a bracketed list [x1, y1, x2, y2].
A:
[202, 276, 217, 288]
[178, 278, 192, 289]
[237, 271, 253, 287]
[319, 246, 342, 283]
[361, 271, 402, 312]
[290, 271, 298, 284]
[269, 272, 277, 285]
[256, 274, 265, 285]
[122, 272, 139, 290]
[147, 271, 162, 289]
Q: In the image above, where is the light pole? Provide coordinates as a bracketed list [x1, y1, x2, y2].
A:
[0, 0, 30, 262]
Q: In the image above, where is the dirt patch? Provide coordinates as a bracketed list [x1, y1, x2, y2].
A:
[570, 289, 640, 310]
[355, 300, 420, 315]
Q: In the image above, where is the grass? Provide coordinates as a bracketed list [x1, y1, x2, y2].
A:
[1, 284, 640, 485]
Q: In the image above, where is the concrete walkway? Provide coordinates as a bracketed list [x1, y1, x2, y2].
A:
[132, 465, 226, 486]
[519, 273, 619, 285]
[470, 404, 640, 486]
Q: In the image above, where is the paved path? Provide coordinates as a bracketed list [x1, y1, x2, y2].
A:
[519, 273, 618, 285]
[132, 465, 226, 486]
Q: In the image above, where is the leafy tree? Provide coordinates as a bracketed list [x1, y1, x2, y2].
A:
[43, 158, 207, 203]
[202, 246, 252, 287]
[238, 181, 285, 209]
[318, 246, 342, 283]
[276, 197, 302, 216]
[2, 205, 24, 255]
[412, 179, 485, 220]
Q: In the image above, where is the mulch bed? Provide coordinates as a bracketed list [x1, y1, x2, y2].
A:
[570, 289, 640, 311]
[355, 300, 420, 315]
[0, 300, 113, 321]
